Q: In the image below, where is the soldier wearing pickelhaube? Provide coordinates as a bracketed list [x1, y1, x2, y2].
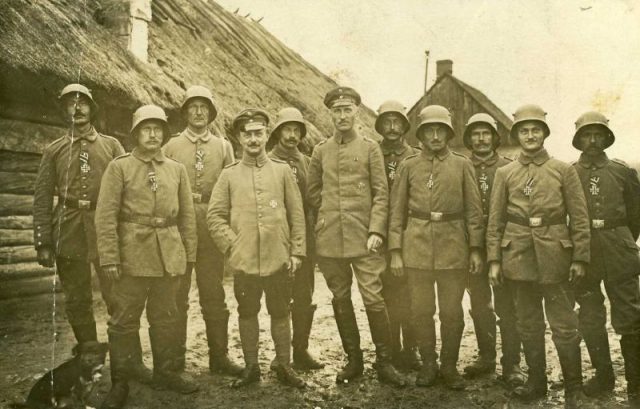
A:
[307, 87, 406, 387]
[208, 108, 307, 388]
[487, 104, 594, 409]
[389, 105, 484, 390]
[375, 100, 421, 370]
[571, 111, 640, 405]
[33, 84, 152, 381]
[96, 105, 198, 408]
[267, 107, 324, 370]
[462, 113, 525, 386]
[162, 85, 241, 375]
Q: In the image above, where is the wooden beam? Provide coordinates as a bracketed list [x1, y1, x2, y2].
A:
[0, 194, 33, 216]
[0, 261, 54, 281]
[0, 171, 37, 194]
[0, 245, 37, 264]
[0, 229, 33, 246]
[0, 117, 65, 154]
[0, 215, 33, 229]
[0, 150, 42, 173]
[0, 275, 61, 300]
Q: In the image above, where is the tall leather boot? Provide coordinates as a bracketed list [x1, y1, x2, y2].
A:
[556, 343, 595, 409]
[400, 316, 422, 371]
[365, 309, 406, 387]
[100, 333, 132, 409]
[498, 317, 525, 387]
[582, 327, 615, 396]
[464, 309, 497, 378]
[232, 316, 261, 388]
[621, 334, 640, 407]
[332, 299, 364, 384]
[128, 331, 153, 384]
[415, 314, 438, 387]
[513, 337, 547, 401]
[384, 297, 403, 368]
[271, 316, 305, 388]
[440, 320, 465, 390]
[173, 317, 187, 372]
[150, 327, 199, 394]
[206, 312, 243, 376]
[71, 322, 98, 344]
[292, 304, 324, 369]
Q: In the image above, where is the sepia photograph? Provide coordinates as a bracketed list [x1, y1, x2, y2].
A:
[1, 0, 639, 408]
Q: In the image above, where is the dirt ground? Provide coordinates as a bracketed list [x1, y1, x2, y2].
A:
[0, 272, 631, 409]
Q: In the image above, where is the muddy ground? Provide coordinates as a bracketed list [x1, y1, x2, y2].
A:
[0, 272, 631, 408]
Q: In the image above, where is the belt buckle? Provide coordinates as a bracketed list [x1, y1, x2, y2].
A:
[78, 200, 91, 209]
[430, 212, 443, 221]
[154, 217, 165, 227]
[192, 193, 202, 203]
[592, 219, 605, 229]
[529, 217, 542, 227]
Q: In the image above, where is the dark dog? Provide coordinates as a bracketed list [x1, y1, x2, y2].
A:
[11, 341, 108, 409]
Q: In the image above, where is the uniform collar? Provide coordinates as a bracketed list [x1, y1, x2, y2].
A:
[380, 139, 410, 156]
[471, 151, 498, 167]
[241, 151, 269, 168]
[132, 148, 166, 163]
[333, 129, 358, 144]
[270, 143, 303, 162]
[421, 146, 451, 161]
[69, 126, 98, 142]
[578, 152, 609, 168]
[183, 127, 211, 143]
[518, 148, 550, 165]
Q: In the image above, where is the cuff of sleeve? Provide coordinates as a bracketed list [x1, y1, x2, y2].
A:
[469, 235, 484, 249]
[368, 228, 386, 240]
[387, 234, 402, 251]
[486, 248, 501, 262]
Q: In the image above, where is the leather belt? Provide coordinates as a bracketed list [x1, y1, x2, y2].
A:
[408, 210, 464, 222]
[507, 214, 566, 227]
[590, 218, 627, 230]
[192, 192, 211, 204]
[120, 213, 177, 227]
[61, 198, 95, 210]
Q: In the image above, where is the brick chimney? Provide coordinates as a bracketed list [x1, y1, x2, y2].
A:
[436, 60, 453, 78]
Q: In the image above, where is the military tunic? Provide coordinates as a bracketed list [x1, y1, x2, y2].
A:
[573, 153, 640, 336]
[32, 127, 124, 337]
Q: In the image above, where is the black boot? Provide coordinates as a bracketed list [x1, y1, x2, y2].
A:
[100, 333, 132, 409]
[207, 313, 243, 376]
[555, 342, 594, 409]
[582, 328, 615, 396]
[332, 299, 364, 384]
[400, 314, 422, 370]
[292, 304, 324, 370]
[128, 331, 153, 384]
[150, 327, 199, 394]
[366, 309, 407, 387]
[513, 337, 547, 401]
[464, 309, 497, 378]
[232, 364, 261, 388]
[440, 318, 465, 390]
[173, 316, 187, 372]
[71, 322, 98, 344]
[415, 349, 439, 387]
[621, 334, 640, 407]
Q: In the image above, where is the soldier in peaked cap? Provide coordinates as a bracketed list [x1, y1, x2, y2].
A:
[307, 86, 406, 387]
[162, 85, 241, 376]
[388, 105, 484, 390]
[267, 107, 324, 370]
[486, 104, 594, 409]
[33, 84, 153, 381]
[570, 111, 640, 405]
[462, 113, 525, 386]
[208, 108, 307, 388]
[375, 100, 421, 370]
[96, 105, 199, 408]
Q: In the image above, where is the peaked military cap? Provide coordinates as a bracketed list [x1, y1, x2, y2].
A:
[324, 86, 361, 108]
[232, 108, 270, 134]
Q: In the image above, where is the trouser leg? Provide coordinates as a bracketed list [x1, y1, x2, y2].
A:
[493, 282, 522, 368]
[56, 257, 97, 343]
[466, 270, 497, 360]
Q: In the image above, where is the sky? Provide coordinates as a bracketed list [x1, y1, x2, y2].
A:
[216, 0, 640, 162]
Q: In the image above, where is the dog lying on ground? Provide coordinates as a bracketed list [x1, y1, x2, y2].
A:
[11, 341, 108, 409]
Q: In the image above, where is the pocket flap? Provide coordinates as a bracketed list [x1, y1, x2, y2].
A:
[500, 239, 511, 248]
[560, 239, 573, 249]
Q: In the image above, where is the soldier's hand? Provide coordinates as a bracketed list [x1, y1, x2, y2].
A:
[489, 262, 502, 286]
[569, 261, 586, 283]
[288, 256, 302, 277]
[390, 250, 404, 277]
[367, 233, 383, 254]
[469, 248, 483, 275]
[185, 262, 194, 275]
[37, 247, 54, 268]
[104, 264, 121, 281]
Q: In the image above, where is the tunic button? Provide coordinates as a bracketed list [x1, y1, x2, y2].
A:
[38, 241, 42, 245]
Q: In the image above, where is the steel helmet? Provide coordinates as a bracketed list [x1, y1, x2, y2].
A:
[58, 83, 98, 117]
[510, 104, 550, 140]
[416, 105, 454, 140]
[463, 113, 500, 150]
[374, 100, 410, 136]
[130, 105, 171, 145]
[268, 107, 307, 150]
[181, 85, 218, 123]
[572, 111, 614, 149]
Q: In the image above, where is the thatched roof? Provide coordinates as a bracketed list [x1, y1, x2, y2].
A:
[0, 0, 377, 153]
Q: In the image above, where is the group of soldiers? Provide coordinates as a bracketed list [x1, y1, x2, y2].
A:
[32, 82, 640, 409]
